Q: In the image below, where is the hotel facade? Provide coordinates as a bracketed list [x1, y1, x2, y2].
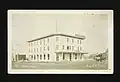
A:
[27, 34, 86, 62]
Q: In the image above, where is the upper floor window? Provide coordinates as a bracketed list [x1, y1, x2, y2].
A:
[62, 45, 64, 50]
[44, 47, 45, 51]
[37, 48, 38, 52]
[47, 38, 49, 43]
[67, 38, 69, 43]
[67, 46, 71, 50]
[48, 46, 49, 51]
[78, 47, 79, 51]
[72, 46, 74, 50]
[29, 48, 30, 53]
[29, 43, 30, 46]
[77, 40, 79, 44]
[56, 45, 59, 50]
[67, 46, 69, 50]
[56, 37, 59, 41]
[31, 55, 33, 59]
[72, 39, 74, 43]
[80, 40, 81, 44]
[80, 47, 82, 50]
[44, 39, 45, 45]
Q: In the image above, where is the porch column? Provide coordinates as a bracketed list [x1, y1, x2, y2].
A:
[62, 52, 63, 61]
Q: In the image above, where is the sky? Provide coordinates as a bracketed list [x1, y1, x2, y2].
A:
[11, 11, 110, 54]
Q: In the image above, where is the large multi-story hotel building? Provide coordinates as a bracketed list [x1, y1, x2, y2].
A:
[27, 34, 86, 62]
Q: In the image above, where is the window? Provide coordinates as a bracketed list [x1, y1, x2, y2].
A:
[29, 48, 30, 53]
[63, 54, 65, 60]
[44, 39, 45, 45]
[44, 54, 45, 60]
[36, 41, 38, 46]
[40, 47, 41, 52]
[29, 43, 30, 46]
[34, 55, 36, 60]
[62, 45, 64, 50]
[56, 37, 59, 41]
[37, 54, 39, 59]
[72, 39, 74, 43]
[80, 40, 81, 44]
[37, 48, 38, 52]
[67, 38, 69, 43]
[31, 55, 33, 59]
[44, 47, 45, 51]
[80, 47, 82, 50]
[48, 38, 49, 43]
[40, 55, 42, 60]
[78, 47, 79, 51]
[56, 45, 59, 50]
[31, 43, 32, 46]
[67, 46, 69, 50]
[77, 40, 79, 44]
[75, 54, 77, 59]
[48, 46, 49, 51]
[48, 54, 50, 60]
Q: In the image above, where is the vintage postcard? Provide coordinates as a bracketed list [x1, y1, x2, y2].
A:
[8, 10, 113, 74]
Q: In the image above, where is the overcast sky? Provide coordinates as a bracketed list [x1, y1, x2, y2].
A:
[11, 11, 110, 54]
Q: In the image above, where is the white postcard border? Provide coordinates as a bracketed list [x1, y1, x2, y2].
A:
[7, 10, 114, 74]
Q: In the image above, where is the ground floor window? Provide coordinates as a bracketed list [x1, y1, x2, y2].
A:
[37, 54, 39, 60]
[34, 55, 36, 60]
[31, 55, 33, 59]
[56, 54, 59, 61]
[44, 54, 45, 60]
[63, 54, 65, 60]
[40, 55, 42, 60]
[48, 54, 50, 60]
[75, 54, 77, 60]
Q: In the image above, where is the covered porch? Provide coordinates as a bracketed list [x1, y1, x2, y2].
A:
[55, 52, 87, 61]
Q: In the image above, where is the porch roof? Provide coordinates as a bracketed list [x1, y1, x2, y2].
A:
[55, 51, 88, 54]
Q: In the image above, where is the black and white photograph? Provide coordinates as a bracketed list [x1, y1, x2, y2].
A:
[8, 10, 113, 74]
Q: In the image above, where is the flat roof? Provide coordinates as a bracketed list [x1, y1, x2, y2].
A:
[27, 34, 85, 42]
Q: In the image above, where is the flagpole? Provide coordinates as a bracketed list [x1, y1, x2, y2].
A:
[56, 20, 57, 34]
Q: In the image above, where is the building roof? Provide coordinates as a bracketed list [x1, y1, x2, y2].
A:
[27, 34, 85, 42]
